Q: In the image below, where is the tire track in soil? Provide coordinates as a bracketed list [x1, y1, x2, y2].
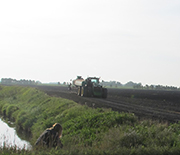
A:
[36, 85, 180, 123]
[99, 98, 180, 123]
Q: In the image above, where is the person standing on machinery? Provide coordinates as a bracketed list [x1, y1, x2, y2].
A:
[68, 83, 72, 91]
[87, 78, 93, 96]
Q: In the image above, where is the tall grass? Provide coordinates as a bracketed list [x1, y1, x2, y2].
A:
[1, 85, 180, 154]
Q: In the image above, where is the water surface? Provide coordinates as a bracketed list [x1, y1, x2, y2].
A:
[0, 118, 32, 150]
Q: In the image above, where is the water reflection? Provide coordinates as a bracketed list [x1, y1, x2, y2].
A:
[0, 118, 32, 150]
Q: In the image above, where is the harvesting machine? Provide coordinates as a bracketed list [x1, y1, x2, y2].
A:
[72, 76, 107, 98]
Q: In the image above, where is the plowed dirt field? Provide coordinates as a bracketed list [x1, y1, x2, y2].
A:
[36, 85, 180, 123]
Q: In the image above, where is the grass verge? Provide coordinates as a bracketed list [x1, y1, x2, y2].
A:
[1, 85, 180, 155]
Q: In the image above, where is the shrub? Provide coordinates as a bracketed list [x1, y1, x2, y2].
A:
[6, 105, 19, 118]
[1, 104, 9, 116]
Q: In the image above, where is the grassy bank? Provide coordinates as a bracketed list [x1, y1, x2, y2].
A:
[1, 85, 180, 154]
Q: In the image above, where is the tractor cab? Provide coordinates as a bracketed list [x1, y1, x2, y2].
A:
[86, 77, 101, 87]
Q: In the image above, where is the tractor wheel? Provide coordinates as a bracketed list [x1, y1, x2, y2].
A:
[87, 87, 93, 97]
[82, 87, 87, 97]
[81, 87, 87, 97]
[81, 87, 84, 96]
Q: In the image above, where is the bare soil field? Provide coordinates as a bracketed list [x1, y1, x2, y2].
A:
[36, 85, 180, 123]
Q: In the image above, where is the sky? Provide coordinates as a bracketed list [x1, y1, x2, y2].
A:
[0, 0, 180, 87]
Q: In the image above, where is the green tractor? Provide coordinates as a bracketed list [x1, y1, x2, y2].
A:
[73, 76, 107, 98]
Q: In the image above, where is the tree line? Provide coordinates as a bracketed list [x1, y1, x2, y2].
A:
[134, 83, 179, 90]
[101, 81, 180, 91]
[1, 78, 41, 85]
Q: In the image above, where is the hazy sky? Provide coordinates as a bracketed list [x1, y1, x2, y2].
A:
[0, 0, 180, 86]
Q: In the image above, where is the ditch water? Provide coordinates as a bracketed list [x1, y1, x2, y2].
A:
[0, 118, 32, 150]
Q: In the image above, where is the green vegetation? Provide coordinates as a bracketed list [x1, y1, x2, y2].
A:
[1, 85, 180, 154]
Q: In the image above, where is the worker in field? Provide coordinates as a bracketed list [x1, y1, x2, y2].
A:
[87, 78, 92, 87]
[68, 83, 72, 90]
[35, 123, 63, 148]
[87, 78, 93, 96]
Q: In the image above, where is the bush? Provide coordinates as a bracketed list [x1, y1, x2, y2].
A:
[6, 105, 19, 118]
[1, 104, 9, 116]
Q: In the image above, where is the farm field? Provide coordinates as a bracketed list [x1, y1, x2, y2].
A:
[36, 85, 180, 123]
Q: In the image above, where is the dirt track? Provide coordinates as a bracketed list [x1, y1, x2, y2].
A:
[36, 85, 180, 123]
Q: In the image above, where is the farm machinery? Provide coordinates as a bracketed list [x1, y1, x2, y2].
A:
[72, 76, 107, 98]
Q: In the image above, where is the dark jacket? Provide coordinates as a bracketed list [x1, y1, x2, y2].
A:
[35, 128, 63, 148]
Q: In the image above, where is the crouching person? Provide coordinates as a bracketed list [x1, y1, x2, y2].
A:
[35, 123, 63, 148]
